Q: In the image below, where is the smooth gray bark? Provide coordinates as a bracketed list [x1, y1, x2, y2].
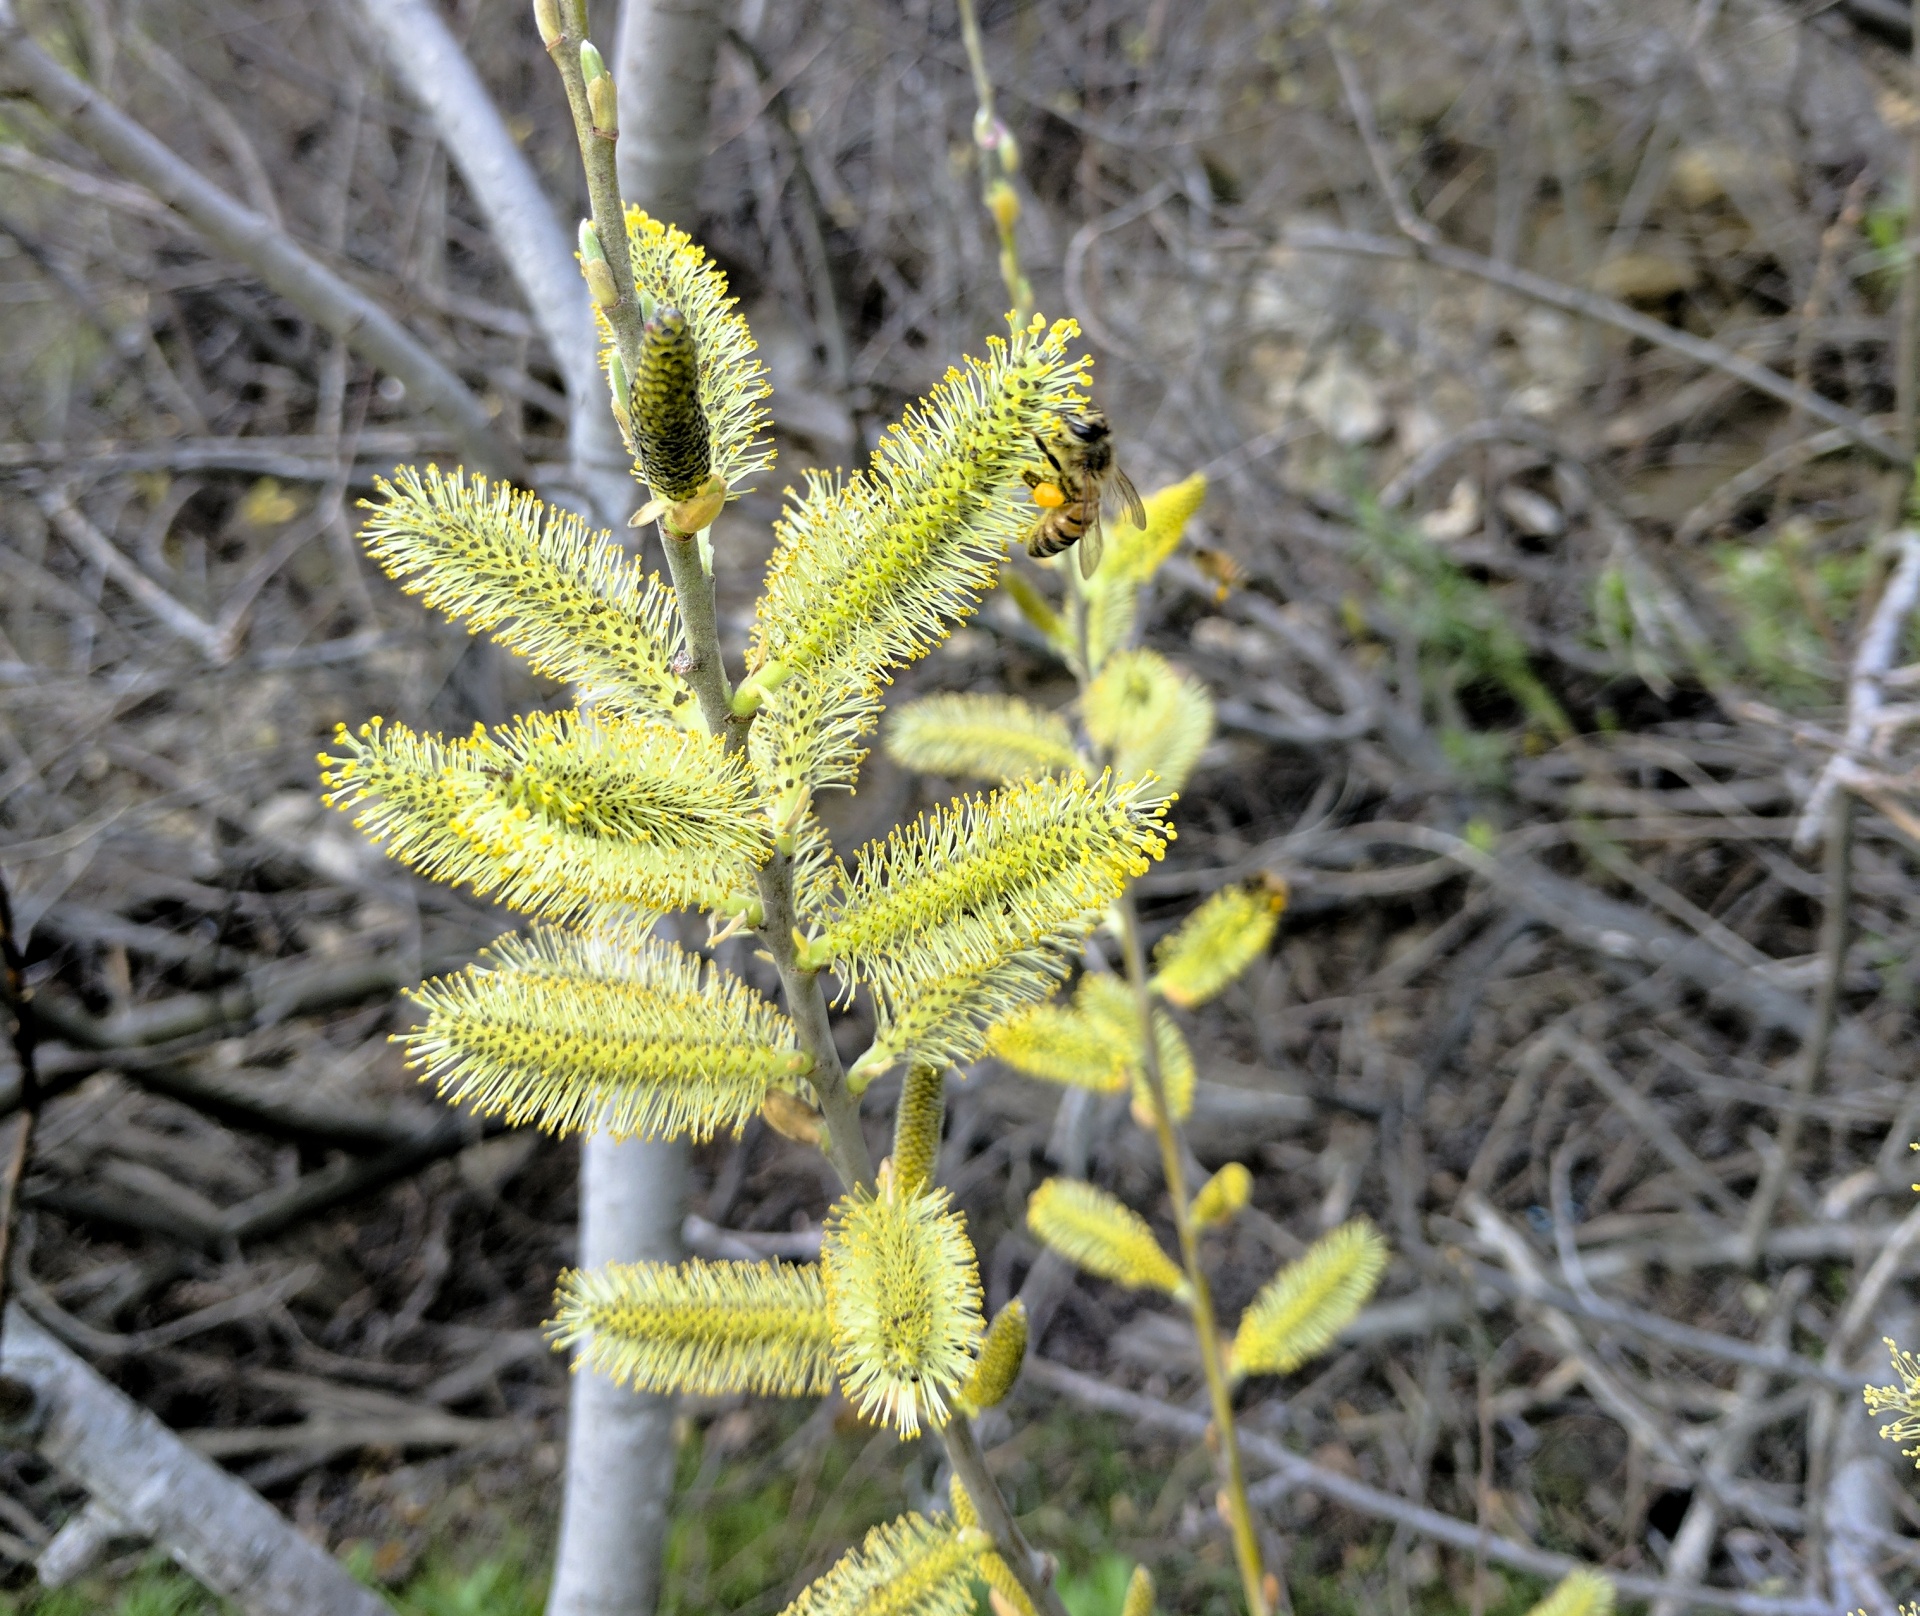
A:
[614, 0, 727, 231]
[348, 13, 696, 1616]
[546, 1133, 686, 1616]
[543, 9, 726, 1608]
[354, 0, 632, 529]
[1, 1304, 390, 1616]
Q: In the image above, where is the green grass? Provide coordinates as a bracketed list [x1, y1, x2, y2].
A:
[0, 1545, 549, 1616]
[2, 1560, 228, 1616]
[1, 1405, 1569, 1616]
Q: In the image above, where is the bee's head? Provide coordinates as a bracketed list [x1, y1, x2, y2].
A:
[1065, 412, 1109, 444]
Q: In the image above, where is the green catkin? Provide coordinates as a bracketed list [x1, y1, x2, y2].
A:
[634, 306, 712, 500]
[957, 1298, 1027, 1412]
[892, 1064, 946, 1196]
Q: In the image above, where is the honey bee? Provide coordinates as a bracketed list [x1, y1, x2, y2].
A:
[1022, 409, 1145, 579]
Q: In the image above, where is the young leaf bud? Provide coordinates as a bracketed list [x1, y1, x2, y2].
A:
[533, 0, 563, 48]
[957, 1298, 1027, 1412]
[1190, 1162, 1251, 1229]
[667, 474, 728, 536]
[606, 351, 632, 429]
[762, 1088, 825, 1146]
[578, 220, 617, 308]
[986, 178, 1021, 233]
[1121, 1565, 1156, 1616]
[581, 43, 618, 135]
[890, 1064, 945, 1196]
[728, 658, 792, 718]
[633, 306, 713, 505]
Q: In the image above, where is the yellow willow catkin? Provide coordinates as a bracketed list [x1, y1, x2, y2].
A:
[1120, 1565, 1155, 1616]
[1190, 1162, 1252, 1230]
[1025, 1179, 1187, 1298]
[811, 771, 1170, 998]
[892, 1064, 946, 1195]
[776, 1513, 989, 1616]
[1522, 1569, 1615, 1616]
[1230, 1218, 1388, 1379]
[857, 947, 1067, 1084]
[609, 208, 772, 494]
[980, 1557, 1037, 1616]
[822, 1167, 984, 1436]
[883, 692, 1082, 783]
[356, 467, 699, 730]
[549, 1259, 835, 1397]
[957, 1299, 1027, 1413]
[1865, 1338, 1920, 1463]
[403, 928, 808, 1142]
[1150, 880, 1286, 1009]
[633, 306, 713, 503]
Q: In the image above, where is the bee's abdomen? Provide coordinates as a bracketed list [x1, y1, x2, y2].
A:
[1026, 510, 1088, 557]
[632, 307, 712, 501]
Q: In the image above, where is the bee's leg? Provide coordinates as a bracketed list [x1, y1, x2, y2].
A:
[1034, 433, 1067, 477]
[1021, 467, 1045, 489]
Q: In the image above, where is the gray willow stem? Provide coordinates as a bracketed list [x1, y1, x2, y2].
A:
[549, 4, 646, 385]
[1115, 893, 1269, 1616]
[544, 36, 1054, 1613]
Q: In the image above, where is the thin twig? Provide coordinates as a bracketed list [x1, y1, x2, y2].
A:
[1026, 1358, 1828, 1616]
[1117, 894, 1270, 1616]
[0, 0, 527, 482]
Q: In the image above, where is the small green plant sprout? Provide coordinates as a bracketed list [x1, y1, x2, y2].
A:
[313, 9, 1199, 1615]
[1347, 490, 1571, 778]
[882, 472, 1384, 1616]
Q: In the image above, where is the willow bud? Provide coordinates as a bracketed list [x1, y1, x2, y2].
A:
[578, 220, 617, 308]
[762, 1088, 824, 1146]
[533, 0, 563, 47]
[634, 306, 713, 504]
[987, 177, 1020, 233]
[1190, 1161, 1251, 1229]
[581, 42, 618, 135]
[606, 351, 629, 427]
[957, 1298, 1027, 1412]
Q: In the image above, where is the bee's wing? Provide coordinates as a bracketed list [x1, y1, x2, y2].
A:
[1106, 467, 1147, 530]
[1077, 503, 1105, 579]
